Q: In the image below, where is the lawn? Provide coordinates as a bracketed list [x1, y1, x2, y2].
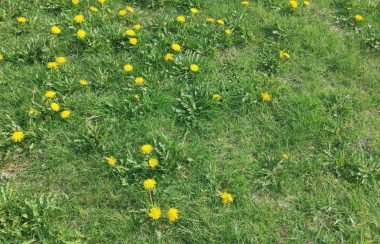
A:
[1, 0, 380, 243]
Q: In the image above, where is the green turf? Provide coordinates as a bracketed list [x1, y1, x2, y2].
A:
[1, 0, 380, 243]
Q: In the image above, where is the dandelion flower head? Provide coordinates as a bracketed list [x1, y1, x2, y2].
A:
[149, 207, 161, 220]
[143, 178, 156, 190]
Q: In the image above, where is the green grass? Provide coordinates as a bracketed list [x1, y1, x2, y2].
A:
[1, 0, 380, 242]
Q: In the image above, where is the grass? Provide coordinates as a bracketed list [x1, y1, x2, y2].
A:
[1, 0, 380, 242]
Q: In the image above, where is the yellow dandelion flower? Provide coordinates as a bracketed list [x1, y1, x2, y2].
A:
[124, 29, 136, 37]
[72, 0, 79, 4]
[50, 102, 60, 112]
[118, 9, 127, 16]
[47, 62, 58, 69]
[74, 14, 85, 23]
[98, 0, 106, 4]
[141, 144, 153, 154]
[143, 178, 156, 190]
[355, 15, 364, 22]
[242, 1, 249, 5]
[44, 90, 56, 99]
[76, 29, 86, 39]
[303, 1, 310, 6]
[190, 64, 199, 72]
[129, 38, 138, 45]
[148, 207, 161, 220]
[55, 56, 66, 64]
[105, 156, 117, 166]
[28, 108, 37, 116]
[17, 17, 27, 23]
[11, 131, 24, 143]
[176, 15, 186, 23]
[261, 92, 271, 102]
[127, 6, 134, 13]
[134, 77, 144, 85]
[165, 53, 174, 61]
[282, 153, 289, 159]
[212, 94, 222, 101]
[220, 192, 234, 204]
[191, 8, 199, 14]
[79, 79, 88, 86]
[289, 0, 298, 9]
[206, 17, 215, 23]
[123, 64, 133, 72]
[225, 29, 232, 35]
[90, 6, 98, 12]
[60, 110, 71, 119]
[133, 24, 141, 30]
[217, 19, 225, 25]
[51, 25, 61, 34]
[171, 43, 181, 52]
[280, 50, 291, 60]
[148, 158, 158, 168]
[167, 208, 179, 222]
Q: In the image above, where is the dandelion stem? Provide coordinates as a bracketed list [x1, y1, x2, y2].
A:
[149, 190, 153, 205]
